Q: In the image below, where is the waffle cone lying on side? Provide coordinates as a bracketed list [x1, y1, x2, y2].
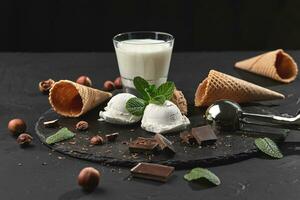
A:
[235, 49, 298, 83]
[49, 80, 112, 117]
[195, 70, 284, 107]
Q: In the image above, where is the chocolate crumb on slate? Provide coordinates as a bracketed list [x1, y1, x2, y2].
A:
[130, 162, 175, 182]
[180, 131, 196, 144]
[154, 133, 176, 155]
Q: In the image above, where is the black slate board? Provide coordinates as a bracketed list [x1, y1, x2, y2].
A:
[35, 97, 288, 169]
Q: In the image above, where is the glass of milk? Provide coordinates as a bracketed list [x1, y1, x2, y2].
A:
[113, 31, 174, 93]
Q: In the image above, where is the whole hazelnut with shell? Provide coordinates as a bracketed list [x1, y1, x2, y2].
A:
[90, 135, 104, 145]
[76, 76, 92, 87]
[8, 119, 27, 136]
[114, 77, 122, 89]
[103, 80, 115, 91]
[78, 167, 100, 191]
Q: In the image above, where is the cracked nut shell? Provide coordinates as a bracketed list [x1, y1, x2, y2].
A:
[90, 135, 104, 145]
[76, 121, 89, 131]
[39, 79, 55, 94]
[17, 133, 33, 145]
[76, 76, 92, 87]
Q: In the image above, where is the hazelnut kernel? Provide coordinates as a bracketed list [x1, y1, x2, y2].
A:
[76, 121, 89, 131]
[39, 79, 55, 94]
[114, 77, 122, 89]
[78, 167, 100, 191]
[17, 133, 33, 146]
[76, 76, 92, 87]
[8, 119, 27, 135]
[103, 80, 115, 91]
[90, 135, 104, 145]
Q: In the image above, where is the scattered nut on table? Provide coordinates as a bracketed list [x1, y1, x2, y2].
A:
[103, 80, 115, 91]
[77, 167, 100, 191]
[76, 121, 89, 131]
[8, 118, 27, 136]
[17, 133, 33, 146]
[90, 135, 104, 145]
[76, 76, 92, 87]
[114, 77, 122, 89]
[39, 79, 55, 94]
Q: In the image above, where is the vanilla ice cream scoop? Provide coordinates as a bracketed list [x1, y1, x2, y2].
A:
[141, 100, 190, 134]
[99, 93, 142, 124]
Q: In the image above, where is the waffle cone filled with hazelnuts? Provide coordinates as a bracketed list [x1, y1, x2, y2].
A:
[49, 80, 112, 117]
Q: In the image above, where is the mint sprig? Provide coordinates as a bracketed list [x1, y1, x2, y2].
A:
[254, 137, 283, 159]
[184, 167, 221, 186]
[126, 77, 175, 116]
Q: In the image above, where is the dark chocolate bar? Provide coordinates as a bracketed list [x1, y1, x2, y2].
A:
[43, 119, 59, 128]
[128, 137, 158, 154]
[154, 133, 176, 154]
[130, 162, 175, 182]
[191, 125, 217, 145]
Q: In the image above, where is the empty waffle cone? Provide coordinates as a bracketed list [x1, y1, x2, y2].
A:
[49, 80, 112, 117]
[235, 49, 298, 83]
[195, 70, 285, 107]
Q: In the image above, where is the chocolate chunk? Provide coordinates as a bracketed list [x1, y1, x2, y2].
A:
[105, 132, 119, 142]
[191, 125, 217, 145]
[130, 162, 174, 182]
[128, 137, 158, 154]
[180, 131, 196, 144]
[43, 119, 59, 128]
[154, 133, 176, 155]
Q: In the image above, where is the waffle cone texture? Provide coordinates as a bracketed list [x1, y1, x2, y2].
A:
[49, 80, 112, 117]
[195, 70, 285, 107]
[235, 49, 298, 83]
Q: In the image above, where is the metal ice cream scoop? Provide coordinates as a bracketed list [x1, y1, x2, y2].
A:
[205, 100, 300, 131]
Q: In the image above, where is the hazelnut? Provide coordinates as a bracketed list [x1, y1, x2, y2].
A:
[90, 135, 104, 145]
[8, 119, 27, 135]
[105, 132, 119, 142]
[78, 167, 100, 191]
[76, 76, 92, 87]
[39, 79, 55, 94]
[17, 133, 33, 146]
[114, 77, 122, 89]
[76, 121, 89, 131]
[103, 80, 115, 91]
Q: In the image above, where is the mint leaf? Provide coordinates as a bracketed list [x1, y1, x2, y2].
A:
[184, 168, 221, 186]
[255, 137, 283, 159]
[149, 95, 166, 105]
[46, 128, 75, 144]
[145, 84, 157, 97]
[156, 81, 175, 100]
[133, 77, 150, 100]
[126, 97, 147, 116]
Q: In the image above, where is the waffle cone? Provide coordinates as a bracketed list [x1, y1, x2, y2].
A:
[235, 49, 298, 83]
[195, 70, 285, 107]
[49, 80, 112, 117]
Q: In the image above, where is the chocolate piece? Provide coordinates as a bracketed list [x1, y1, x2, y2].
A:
[154, 133, 176, 154]
[105, 132, 119, 142]
[191, 125, 217, 145]
[129, 137, 158, 154]
[43, 119, 59, 128]
[130, 162, 174, 182]
[180, 131, 196, 144]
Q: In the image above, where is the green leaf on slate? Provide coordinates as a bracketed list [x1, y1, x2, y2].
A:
[126, 97, 147, 116]
[133, 76, 151, 100]
[156, 81, 175, 100]
[184, 167, 221, 186]
[46, 127, 75, 144]
[149, 95, 166, 105]
[254, 137, 283, 159]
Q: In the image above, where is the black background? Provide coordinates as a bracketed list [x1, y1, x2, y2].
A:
[2, 0, 300, 52]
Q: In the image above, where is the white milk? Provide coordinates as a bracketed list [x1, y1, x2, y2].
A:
[114, 39, 173, 88]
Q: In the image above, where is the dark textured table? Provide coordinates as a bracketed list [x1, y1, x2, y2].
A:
[1, 52, 300, 200]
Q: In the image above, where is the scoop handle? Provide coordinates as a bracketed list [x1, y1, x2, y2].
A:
[242, 112, 300, 126]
